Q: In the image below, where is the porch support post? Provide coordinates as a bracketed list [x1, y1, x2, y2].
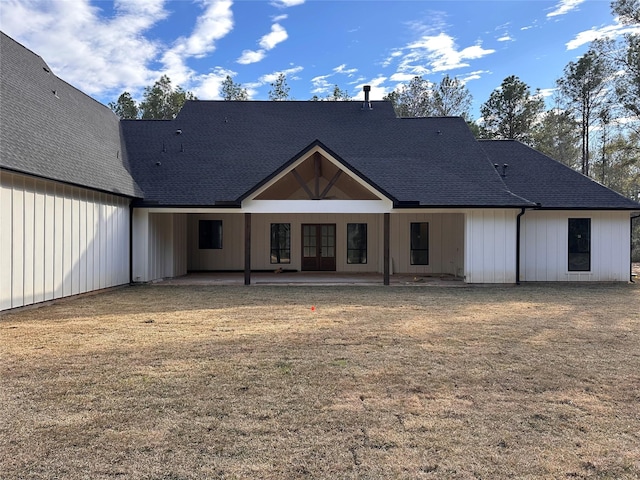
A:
[384, 212, 390, 285]
[244, 213, 251, 285]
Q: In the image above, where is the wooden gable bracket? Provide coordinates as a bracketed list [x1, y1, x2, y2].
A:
[290, 151, 344, 200]
[314, 152, 321, 198]
[319, 170, 342, 199]
[291, 168, 316, 199]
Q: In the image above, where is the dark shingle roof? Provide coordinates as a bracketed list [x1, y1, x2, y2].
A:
[122, 100, 531, 207]
[479, 140, 639, 210]
[3, 29, 636, 212]
[0, 32, 142, 198]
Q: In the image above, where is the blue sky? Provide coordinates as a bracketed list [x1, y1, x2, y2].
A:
[1, 0, 638, 118]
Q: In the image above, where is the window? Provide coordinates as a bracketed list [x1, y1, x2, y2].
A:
[270, 223, 291, 264]
[199, 220, 222, 249]
[410, 222, 429, 265]
[347, 223, 367, 264]
[568, 218, 590, 271]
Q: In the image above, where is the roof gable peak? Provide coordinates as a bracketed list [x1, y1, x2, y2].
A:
[242, 141, 392, 203]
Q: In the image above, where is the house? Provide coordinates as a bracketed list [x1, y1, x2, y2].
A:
[1, 32, 639, 311]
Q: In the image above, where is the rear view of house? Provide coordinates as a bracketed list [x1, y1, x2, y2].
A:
[1, 31, 638, 311]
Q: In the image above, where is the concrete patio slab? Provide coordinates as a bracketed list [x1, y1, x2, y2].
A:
[152, 272, 467, 287]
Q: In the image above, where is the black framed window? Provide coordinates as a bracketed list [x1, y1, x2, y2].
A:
[270, 223, 291, 264]
[347, 223, 367, 264]
[568, 218, 590, 271]
[199, 220, 222, 249]
[410, 222, 429, 265]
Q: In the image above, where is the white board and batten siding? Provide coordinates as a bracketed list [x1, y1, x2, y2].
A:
[133, 211, 244, 281]
[464, 209, 518, 283]
[1, 171, 131, 311]
[131, 210, 188, 282]
[520, 210, 630, 282]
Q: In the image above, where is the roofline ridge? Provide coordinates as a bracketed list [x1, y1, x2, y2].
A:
[1, 31, 51, 72]
[1, 32, 117, 116]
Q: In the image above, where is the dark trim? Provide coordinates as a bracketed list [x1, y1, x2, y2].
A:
[567, 218, 592, 272]
[129, 203, 134, 284]
[384, 213, 390, 285]
[392, 202, 640, 210]
[532, 206, 640, 211]
[129, 203, 639, 211]
[516, 208, 527, 285]
[393, 203, 535, 209]
[244, 213, 251, 285]
[131, 202, 241, 208]
[632, 214, 640, 283]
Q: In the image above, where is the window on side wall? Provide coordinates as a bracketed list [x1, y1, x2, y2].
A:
[568, 218, 590, 271]
[347, 223, 367, 264]
[410, 222, 429, 265]
[199, 220, 222, 249]
[270, 223, 291, 264]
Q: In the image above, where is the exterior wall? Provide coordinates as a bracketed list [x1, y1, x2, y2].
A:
[1, 170, 130, 311]
[132, 210, 188, 282]
[185, 212, 464, 275]
[251, 213, 383, 272]
[187, 213, 383, 272]
[148, 213, 188, 281]
[390, 213, 464, 276]
[187, 213, 246, 271]
[520, 210, 631, 281]
[464, 209, 517, 283]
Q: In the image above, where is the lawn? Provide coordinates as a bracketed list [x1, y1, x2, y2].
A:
[1, 283, 639, 479]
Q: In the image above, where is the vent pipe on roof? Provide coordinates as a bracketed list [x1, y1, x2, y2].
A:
[362, 85, 372, 110]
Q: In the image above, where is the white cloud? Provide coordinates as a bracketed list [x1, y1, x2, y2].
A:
[382, 50, 403, 68]
[460, 70, 489, 83]
[0, 0, 240, 102]
[259, 23, 288, 50]
[310, 64, 359, 95]
[271, 0, 305, 7]
[389, 72, 418, 82]
[497, 35, 513, 42]
[538, 87, 557, 98]
[259, 66, 304, 85]
[566, 21, 640, 50]
[311, 78, 331, 94]
[237, 49, 267, 64]
[161, 0, 234, 85]
[334, 64, 358, 76]
[191, 67, 239, 99]
[547, 0, 586, 18]
[236, 22, 288, 65]
[0, 0, 168, 96]
[398, 33, 495, 75]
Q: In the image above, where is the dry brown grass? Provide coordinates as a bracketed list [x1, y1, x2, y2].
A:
[1, 283, 639, 479]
